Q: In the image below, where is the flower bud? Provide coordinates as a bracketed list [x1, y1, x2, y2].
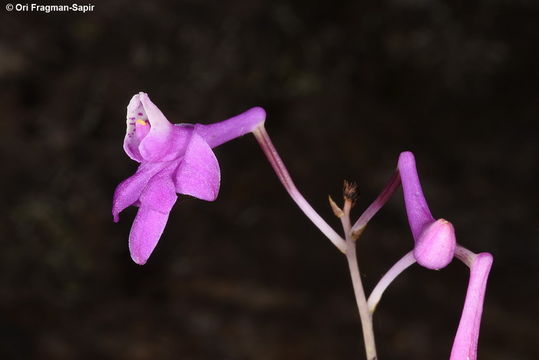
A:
[414, 219, 456, 270]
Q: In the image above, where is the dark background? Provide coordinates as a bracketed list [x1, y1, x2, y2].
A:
[1, 0, 537, 359]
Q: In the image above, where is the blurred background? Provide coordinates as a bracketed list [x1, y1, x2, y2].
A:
[1, 0, 537, 359]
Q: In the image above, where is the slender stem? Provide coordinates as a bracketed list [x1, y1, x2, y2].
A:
[252, 125, 347, 253]
[346, 241, 378, 359]
[367, 251, 416, 313]
[341, 200, 377, 360]
[454, 244, 476, 268]
[340, 199, 353, 234]
[351, 171, 401, 236]
[252, 124, 378, 358]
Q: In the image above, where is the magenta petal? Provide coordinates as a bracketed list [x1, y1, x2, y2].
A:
[196, 107, 266, 148]
[414, 219, 456, 269]
[175, 130, 220, 201]
[156, 124, 195, 162]
[129, 206, 171, 265]
[450, 253, 493, 360]
[138, 92, 174, 162]
[398, 151, 435, 240]
[112, 162, 167, 222]
[139, 172, 178, 213]
[129, 174, 178, 265]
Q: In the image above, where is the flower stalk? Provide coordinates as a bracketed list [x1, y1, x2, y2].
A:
[351, 171, 400, 237]
[346, 240, 378, 360]
[340, 189, 378, 360]
[253, 124, 377, 359]
[251, 125, 347, 253]
[367, 251, 416, 313]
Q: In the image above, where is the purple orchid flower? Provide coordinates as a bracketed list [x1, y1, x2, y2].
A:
[113, 92, 266, 265]
[398, 151, 493, 359]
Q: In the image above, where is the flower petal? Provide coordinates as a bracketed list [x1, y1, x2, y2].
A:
[450, 253, 493, 360]
[175, 129, 220, 201]
[138, 92, 174, 162]
[196, 107, 266, 148]
[123, 93, 146, 162]
[129, 174, 178, 265]
[112, 162, 168, 222]
[129, 206, 171, 265]
[413, 218, 456, 269]
[159, 124, 194, 162]
[398, 151, 435, 240]
[139, 171, 178, 213]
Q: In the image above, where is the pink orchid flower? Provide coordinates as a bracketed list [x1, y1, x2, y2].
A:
[113, 92, 265, 265]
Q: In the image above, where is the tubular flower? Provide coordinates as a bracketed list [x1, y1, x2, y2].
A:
[450, 250, 493, 360]
[398, 151, 457, 270]
[113, 92, 266, 264]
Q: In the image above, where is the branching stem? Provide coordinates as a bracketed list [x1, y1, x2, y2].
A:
[338, 199, 377, 360]
[252, 125, 347, 253]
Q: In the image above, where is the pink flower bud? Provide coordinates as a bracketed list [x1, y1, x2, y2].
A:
[414, 218, 456, 270]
